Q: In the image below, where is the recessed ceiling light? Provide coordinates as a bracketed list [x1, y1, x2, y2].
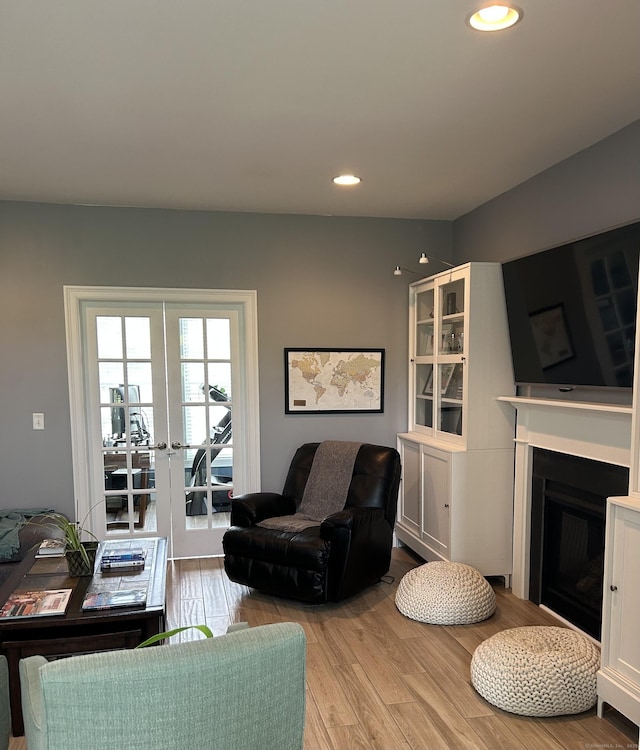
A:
[333, 174, 361, 186]
[467, 4, 523, 31]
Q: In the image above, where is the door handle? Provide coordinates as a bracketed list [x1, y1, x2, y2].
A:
[171, 440, 183, 450]
[150, 441, 167, 450]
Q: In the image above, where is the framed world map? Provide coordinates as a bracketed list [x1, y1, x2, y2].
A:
[284, 348, 385, 414]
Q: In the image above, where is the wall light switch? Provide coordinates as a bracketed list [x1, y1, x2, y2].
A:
[32, 412, 45, 430]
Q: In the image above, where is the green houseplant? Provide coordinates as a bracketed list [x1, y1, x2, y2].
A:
[43, 512, 99, 576]
[135, 622, 248, 648]
[135, 624, 214, 648]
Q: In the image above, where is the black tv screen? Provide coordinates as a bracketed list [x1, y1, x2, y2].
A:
[502, 220, 640, 390]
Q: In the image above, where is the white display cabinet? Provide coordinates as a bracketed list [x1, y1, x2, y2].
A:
[396, 262, 516, 580]
[408, 263, 515, 449]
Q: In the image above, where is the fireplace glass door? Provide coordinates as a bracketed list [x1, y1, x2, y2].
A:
[530, 448, 628, 640]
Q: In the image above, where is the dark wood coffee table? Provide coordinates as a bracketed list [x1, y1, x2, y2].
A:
[0, 536, 167, 735]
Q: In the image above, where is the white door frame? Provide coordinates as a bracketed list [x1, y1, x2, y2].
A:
[64, 285, 261, 552]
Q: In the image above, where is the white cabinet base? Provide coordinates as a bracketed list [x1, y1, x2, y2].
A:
[598, 669, 640, 743]
[396, 435, 513, 584]
[597, 495, 640, 741]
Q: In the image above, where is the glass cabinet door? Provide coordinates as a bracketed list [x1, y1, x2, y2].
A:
[437, 362, 464, 436]
[413, 287, 435, 430]
[415, 288, 435, 356]
[411, 274, 466, 441]
[436, 278, 465, 435]
[438, 278, 465, 355]
[415, 363, 434, 429]
[436, 276, 465, 438]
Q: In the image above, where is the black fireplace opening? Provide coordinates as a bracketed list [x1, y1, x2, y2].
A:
[529, 448, 629, 640]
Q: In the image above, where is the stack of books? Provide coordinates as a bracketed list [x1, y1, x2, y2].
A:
[100, 547, 146, 572]
[35, 538, 66, 558]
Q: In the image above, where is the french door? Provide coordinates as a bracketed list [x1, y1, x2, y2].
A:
[65, 287, 260, 558]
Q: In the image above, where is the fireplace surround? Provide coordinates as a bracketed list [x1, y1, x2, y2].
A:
[499, 395, 633, 620]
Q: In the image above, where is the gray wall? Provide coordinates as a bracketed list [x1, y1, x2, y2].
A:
[0, 203, 451, 517]
[2, 118, 639, 521]
[453, 120, 640, 264]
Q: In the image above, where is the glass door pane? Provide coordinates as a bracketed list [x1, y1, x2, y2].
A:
[435, 275, 465, 440]
[440, 278, 465, 354]
[416, 289, 435, 356]
[438, 362, 464, 436]
[96, 315, 159, 535]
[167, 311, 235, 557]
[412, 285, 435, 435]
[415, 363, 434, 428]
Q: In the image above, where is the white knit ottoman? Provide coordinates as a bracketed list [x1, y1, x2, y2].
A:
[470, 626, 600, 716]
[395, 561, 496, 625]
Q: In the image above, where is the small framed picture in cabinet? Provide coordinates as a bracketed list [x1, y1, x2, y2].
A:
[439, 364, 456, 395]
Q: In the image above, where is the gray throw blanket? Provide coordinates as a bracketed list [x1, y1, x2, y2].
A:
[258, 441, 362, 533]
[0, 508, 54, 560]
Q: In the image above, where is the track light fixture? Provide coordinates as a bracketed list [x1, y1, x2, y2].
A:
[418, 252, 454, 268]
[394, 253, 455, 276]
[393, 266, 422, 276]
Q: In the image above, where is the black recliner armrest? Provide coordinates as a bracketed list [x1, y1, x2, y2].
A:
[320, 506, 386, 535]
[230, 493, 296, 527]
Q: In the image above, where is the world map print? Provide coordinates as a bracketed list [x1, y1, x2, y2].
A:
[285, 349, 384, 413]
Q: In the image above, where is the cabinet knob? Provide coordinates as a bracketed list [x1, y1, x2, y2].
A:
[610, 585, 618, 592]
[444, 503, 449, 508]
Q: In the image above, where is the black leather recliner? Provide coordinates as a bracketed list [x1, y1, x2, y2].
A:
[222, 442, 401, 603]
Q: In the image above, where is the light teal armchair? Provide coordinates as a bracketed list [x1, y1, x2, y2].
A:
[19, 622, 306, 750]
[0, 655, 9, 750]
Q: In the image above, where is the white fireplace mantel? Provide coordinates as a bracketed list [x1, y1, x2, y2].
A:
[498, 395, 633, 599]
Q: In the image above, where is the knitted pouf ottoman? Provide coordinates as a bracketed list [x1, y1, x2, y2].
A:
[395, 561, 496, 625]
[470, 626, 600, 716]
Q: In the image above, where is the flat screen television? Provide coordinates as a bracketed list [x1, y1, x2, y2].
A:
[502, 220, 640, 390]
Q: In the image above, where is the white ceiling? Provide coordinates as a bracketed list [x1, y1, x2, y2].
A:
[1, 1, 639, 221]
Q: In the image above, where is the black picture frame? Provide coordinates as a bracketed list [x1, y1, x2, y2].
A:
[529, 304, 575, 369]
[422, 369, 434, 395]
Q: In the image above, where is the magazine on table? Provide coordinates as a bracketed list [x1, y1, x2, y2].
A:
[0, 589, 72, 618]
[82, 589, 147, 611]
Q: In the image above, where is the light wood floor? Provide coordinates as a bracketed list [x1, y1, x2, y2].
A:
[10, 547, 638, 750]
